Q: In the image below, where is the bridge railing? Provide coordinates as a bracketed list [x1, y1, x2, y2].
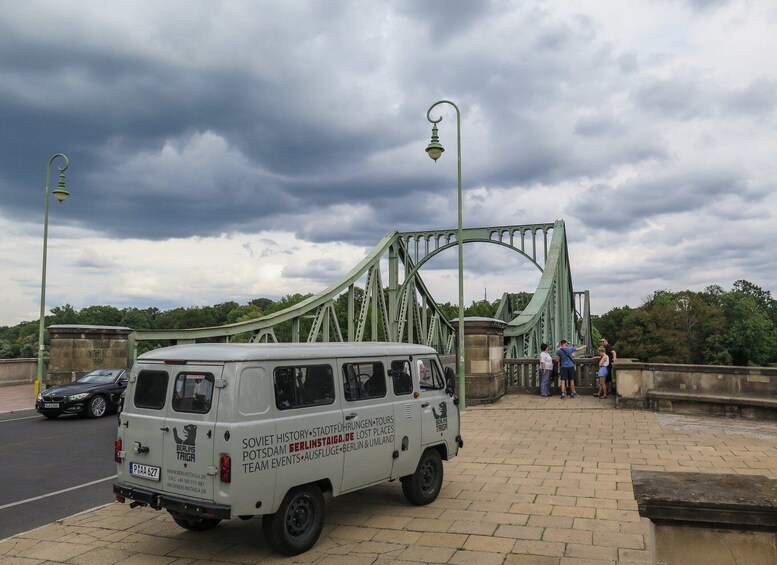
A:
[505, 358, 601, 393]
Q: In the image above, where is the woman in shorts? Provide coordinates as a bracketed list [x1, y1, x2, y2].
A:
[596, 346, 609, 398]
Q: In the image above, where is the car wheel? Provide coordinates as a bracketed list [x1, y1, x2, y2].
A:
[262, 485, 324, 555]
[168, 511, 221, 531]
[86, 395, 108, 418]
[401, 448, 443, 505]
[42, 413, 59, 419]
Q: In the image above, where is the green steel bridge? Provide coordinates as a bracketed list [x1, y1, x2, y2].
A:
[130, 220, 592, 361]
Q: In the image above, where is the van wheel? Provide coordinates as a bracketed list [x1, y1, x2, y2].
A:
[86, 395, 107, 418]
[402, 448, 443, 505]
[262, 485, 324, 555]
[168, 511, 221, 531]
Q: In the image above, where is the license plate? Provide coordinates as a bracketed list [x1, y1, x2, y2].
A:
[129, 462, 161, 481]
[43, 403, 60, 409]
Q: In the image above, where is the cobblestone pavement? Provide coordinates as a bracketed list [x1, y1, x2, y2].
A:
[3, 394, 777, 564]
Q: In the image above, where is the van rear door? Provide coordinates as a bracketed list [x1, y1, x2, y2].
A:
[161, 364, 223, 501]
[121, 367, 171, 489]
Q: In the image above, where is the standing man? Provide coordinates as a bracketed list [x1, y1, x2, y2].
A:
[600, 337, 617, 395]
[555, 339, 586, 399]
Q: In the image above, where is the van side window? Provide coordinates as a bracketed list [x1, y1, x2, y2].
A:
[390, 360, 414, 396]
[274, 365, 335, 410]
[172, 372, 215, 414]
[134, 370, 169, 410]
[417, 357, 444, 390]
[343, 362, 386, 401]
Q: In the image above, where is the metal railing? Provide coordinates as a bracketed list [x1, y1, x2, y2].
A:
[505, 358, 603, 393]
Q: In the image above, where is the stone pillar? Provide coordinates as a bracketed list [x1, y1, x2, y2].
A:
[47, 325, 132, 385]
[462, 317, 506, 405]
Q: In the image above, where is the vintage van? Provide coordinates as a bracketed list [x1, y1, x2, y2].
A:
[113, 342, 462, 555]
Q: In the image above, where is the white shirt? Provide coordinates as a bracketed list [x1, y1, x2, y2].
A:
[539, 351, 553, 371]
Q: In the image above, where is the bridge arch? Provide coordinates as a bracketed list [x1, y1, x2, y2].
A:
[130, 220, 591, 362]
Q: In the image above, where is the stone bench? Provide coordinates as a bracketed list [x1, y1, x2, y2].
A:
[646, 389, 777, 419]
[632, 471, 777, 564]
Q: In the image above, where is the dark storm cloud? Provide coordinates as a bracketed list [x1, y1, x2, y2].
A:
[633, 74, 710, 121]
[0, 0, 775, 325]
[725, 79, 777, 116]
[282, 257, 346, 282]
[0, 0, 672, 247]
[394, 0, 494, 41]
[568, 168, 759, 231]
[672, 0, 731, 11]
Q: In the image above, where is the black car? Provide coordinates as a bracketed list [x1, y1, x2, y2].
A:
[36, 368, 128, 419]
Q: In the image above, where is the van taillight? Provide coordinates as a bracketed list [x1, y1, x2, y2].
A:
[115, 438, 123, 463]
[220, 454, 231, 483]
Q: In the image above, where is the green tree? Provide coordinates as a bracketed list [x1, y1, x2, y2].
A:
[49, 304, 78, 324]
[78, 305, 123, 326]
[721, 292, 775, 366]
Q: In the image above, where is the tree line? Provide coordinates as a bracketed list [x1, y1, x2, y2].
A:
[1, 280, 774, 367]
[593, 280, 776, 366]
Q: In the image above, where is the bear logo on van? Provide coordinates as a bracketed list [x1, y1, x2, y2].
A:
[174, 424, 197, 462]
[432, 402, 448, 432]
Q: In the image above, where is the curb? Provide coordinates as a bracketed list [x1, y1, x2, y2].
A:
[0, 408, 39, 420]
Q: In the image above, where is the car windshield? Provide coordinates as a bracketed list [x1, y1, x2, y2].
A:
[77, 370, 121, 384]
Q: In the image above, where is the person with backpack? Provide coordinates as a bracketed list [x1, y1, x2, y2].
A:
[555, 339, 587, 399]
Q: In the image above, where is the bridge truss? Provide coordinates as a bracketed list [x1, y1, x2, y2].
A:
[130, 220, 592, 361]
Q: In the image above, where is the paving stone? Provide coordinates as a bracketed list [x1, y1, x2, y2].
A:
[447, 519, 498, 536]
[543, 527, 593, 544]
[564, 542, 618, 560]
[504, 553, 560, 564]
[395, 544, 456, 563]
[414, 532, 467, 548]
[67, 547, 134, 565]
[20, 541, 93, 562]
[511, 539, 566, 557]
[6, 396, 777, 563]
[449, 549, 508, 564]
[463, 534, 515, 553]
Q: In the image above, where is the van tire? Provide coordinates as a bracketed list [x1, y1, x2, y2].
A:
[401, 448, 443, 505]
[263, 485, 324, 555]
[168, 511, 221, 531]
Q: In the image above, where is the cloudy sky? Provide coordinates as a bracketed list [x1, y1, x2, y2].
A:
[1, 0, 775, 327]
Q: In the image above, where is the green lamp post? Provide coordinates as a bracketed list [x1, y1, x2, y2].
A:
[426, 100, 466, 409]
[37, 153, 70, 395]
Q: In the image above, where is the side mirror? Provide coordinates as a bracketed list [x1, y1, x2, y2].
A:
[444, 366, 456, 395]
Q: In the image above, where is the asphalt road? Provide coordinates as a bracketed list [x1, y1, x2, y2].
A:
[0, 410, 119, 540]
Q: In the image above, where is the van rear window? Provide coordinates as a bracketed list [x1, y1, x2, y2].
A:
[134, 371, 169, 410]
[172, 372, 215, 414]
[274, 365, 335, 410]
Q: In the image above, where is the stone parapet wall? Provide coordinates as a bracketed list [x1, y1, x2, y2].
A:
[0, 358, 38, 387]
[616, 360, 777, 414]
[47, 325, 132, 385]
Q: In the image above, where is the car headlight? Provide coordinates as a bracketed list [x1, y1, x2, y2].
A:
[37, 394, 43, 401]
[69, 393, 90, 401]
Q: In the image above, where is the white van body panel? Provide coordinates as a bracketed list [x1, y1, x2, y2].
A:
[116, 342, 461, 519]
